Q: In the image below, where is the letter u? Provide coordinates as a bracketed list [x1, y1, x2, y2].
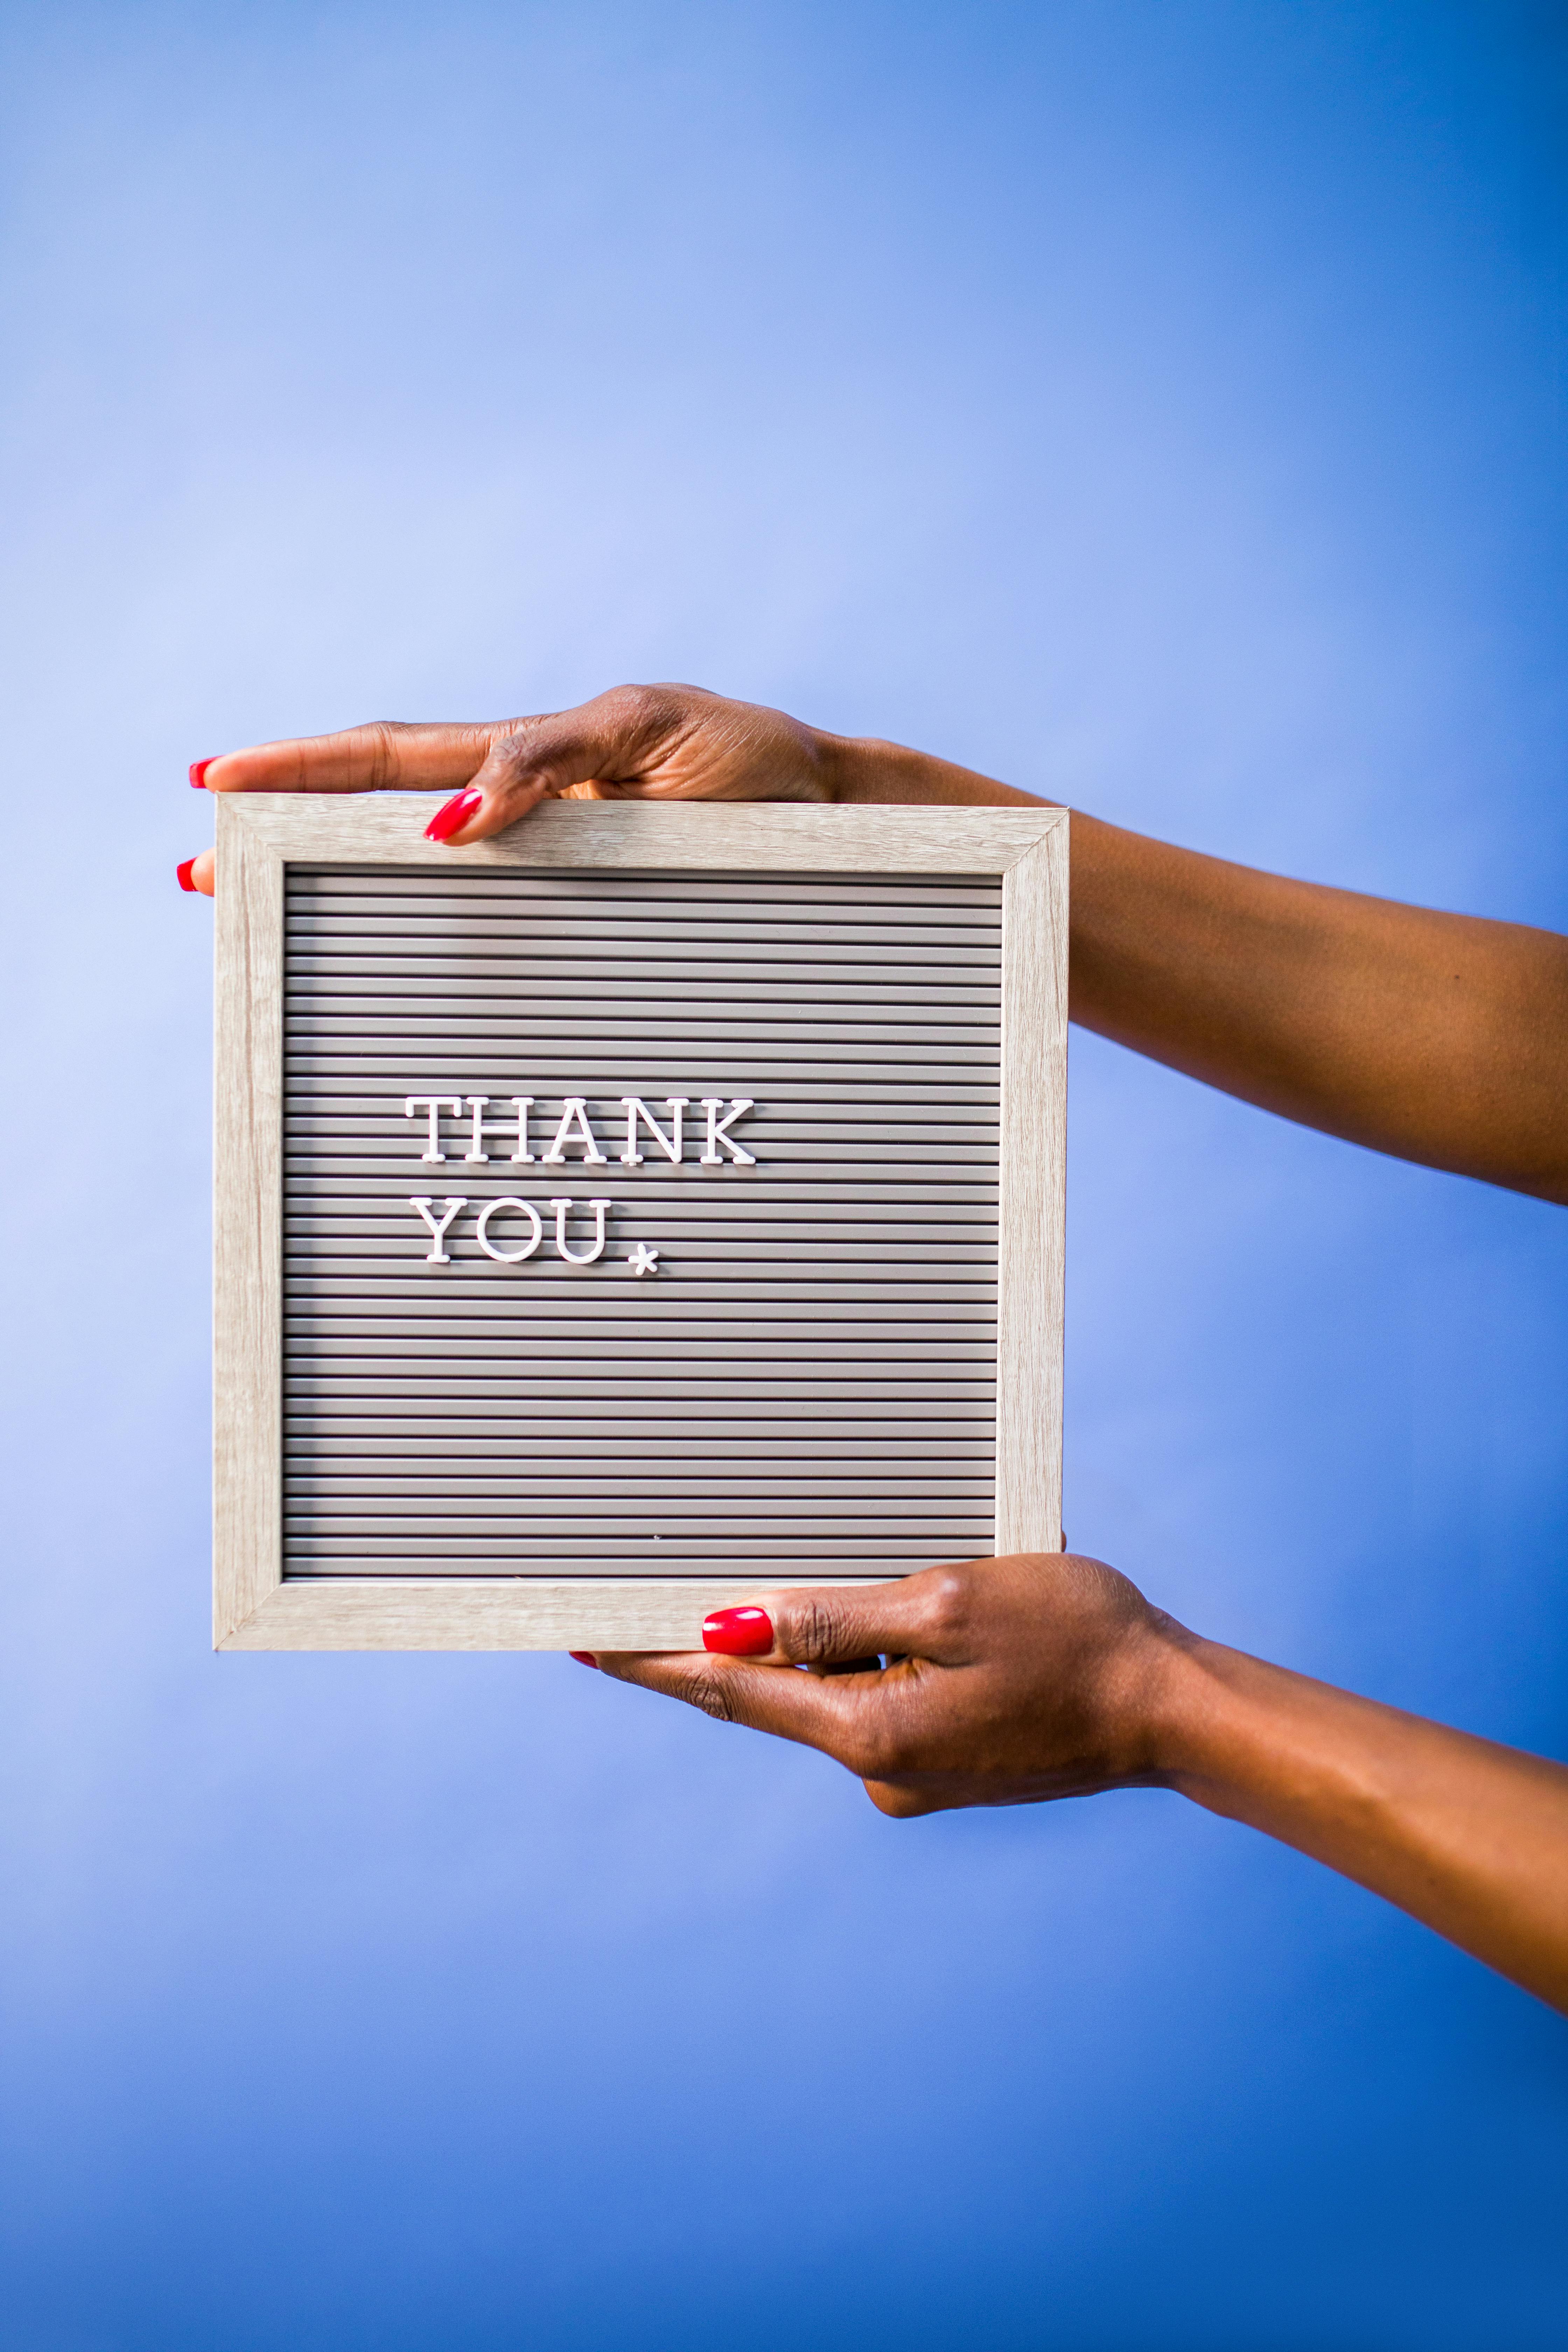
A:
[548, 1197, 611, 1265]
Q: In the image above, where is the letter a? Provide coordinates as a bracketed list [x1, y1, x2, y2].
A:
[542, 1097, 607, 1164]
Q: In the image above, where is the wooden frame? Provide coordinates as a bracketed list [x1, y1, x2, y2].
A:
[213, 795, 1068, 1651]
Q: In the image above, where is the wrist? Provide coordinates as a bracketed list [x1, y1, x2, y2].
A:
[814, 729, 1051, 810]
[1113, 1612, 1230, 1787]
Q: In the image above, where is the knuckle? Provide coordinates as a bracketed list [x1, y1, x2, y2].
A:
[920, 1568, 970, 1644]
[601, 681, 662, 729]
[786, 1592, 848, 1665]
[601, 680, 694, 748]
[357, 721, 411, 790]
[686, 1668, 741, 1726]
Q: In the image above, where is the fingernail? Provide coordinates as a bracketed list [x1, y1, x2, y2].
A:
[702, 1605, 773, 1656]
[568, 1651, 599, 1669]
[189, 759, 216, 789]
[424, 787, 483, 844]
[176, 858, 198, 892]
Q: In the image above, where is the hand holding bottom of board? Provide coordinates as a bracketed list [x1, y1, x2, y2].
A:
[589, 1554, 1208, 1815]
[586, 1551, 1568, 2015]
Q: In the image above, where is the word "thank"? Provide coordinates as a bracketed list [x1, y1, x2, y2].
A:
[402, 1094, 757, 1168]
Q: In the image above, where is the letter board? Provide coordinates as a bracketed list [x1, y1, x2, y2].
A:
[213, 797, 1068, 1651]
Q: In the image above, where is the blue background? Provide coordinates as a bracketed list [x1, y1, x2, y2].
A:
[2, 4, 1566, 2345]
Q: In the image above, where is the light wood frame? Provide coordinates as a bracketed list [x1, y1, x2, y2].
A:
[213, 795, 1069, 1651]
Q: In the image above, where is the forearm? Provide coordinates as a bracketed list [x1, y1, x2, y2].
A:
[1148, 1629, 1568, 2011]
[824, 731, 1568, 1202]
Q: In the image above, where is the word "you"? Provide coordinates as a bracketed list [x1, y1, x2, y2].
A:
[409, 1194, 631, 1268]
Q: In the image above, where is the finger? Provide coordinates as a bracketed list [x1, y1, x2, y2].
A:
[193, 720, 512, 797]
[594, 1647, 897, 1774]
[701, 1564, 979, 1671]
[176, 848, 215, 897]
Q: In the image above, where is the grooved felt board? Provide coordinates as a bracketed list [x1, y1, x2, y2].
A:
[286, 868, 1002, 1577]
[213, 798, 1067, 1651]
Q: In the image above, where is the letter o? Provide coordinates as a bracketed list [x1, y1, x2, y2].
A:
[475, 1196, 543, 1263]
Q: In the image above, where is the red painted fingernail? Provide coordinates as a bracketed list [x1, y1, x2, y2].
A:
[189, 759, 216, 788]
[568, 1651, 599, 1669]
[702, 1605, 773, 1656]
[176, 858, 198, 892]
[424, 787, 483, 844]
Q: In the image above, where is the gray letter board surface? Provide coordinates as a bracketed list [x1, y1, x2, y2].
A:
[212, 796, 1068, 1652]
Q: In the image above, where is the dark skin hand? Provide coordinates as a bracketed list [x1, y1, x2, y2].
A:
[180, 684, 1568, 2006]
[588, 1556, 1568, 2016]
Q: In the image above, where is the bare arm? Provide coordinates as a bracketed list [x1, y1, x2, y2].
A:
[178, 682, 1568, 1202]
[1163, 1634, 1568, 2004]
[584, 1555, 1568, 2015]
[825, 732, 1568, 1204]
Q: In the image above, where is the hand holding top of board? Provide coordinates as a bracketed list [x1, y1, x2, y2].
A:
[178, 681, 1047, 895]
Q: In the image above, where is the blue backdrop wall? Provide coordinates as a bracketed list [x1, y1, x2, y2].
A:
[1, 5, 1565, 2346]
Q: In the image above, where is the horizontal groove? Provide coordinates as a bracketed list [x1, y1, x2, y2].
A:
[285, 1417, 995, 1437]
[287, 1376, 996, 1399]
[287, 936, 1001, 964]
[284, 1535, 991, 1556]
[285, 1107, 1001, 1129]
[286, 982, 999, 1010]
[283, 1180, 999, 1205]
[287, 924, 997, 948]
[287, 866, 1001, 886]
[287, 1242, 1001, 1260]
[284, 1503, 991, 1521]
[285, 1019, 1001, 1046]
[285, 1129, 1000, 1154]
[285, 1334, 995, 1356]
[283, 1283, 999, 1306]
[286, 1079, 998, 1103]
[284, 1074, 999, 1100]
[283, 1561, 974, 1578]
[285, 1163, 1000, 1186]
[287, 901, 999, 927]
[281, 1420, 987, 1439]
[287, 884, 1001, 912]
[287, 1479, 990, 1499]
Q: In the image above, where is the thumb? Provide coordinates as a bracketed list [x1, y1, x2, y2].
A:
[702, 1566, 970, 1669]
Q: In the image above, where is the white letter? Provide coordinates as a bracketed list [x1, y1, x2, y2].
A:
[475, 1196, 543, 1263]
[405, 1097, 462, 1162]
[549, 1197, 611, 1265]
[542, 1097, 607, 1164]
[620, 1097, 690, 1166]
[510, 1097, 535, 1163]
[408, 1195, 468, 1263]
[463, 1096, 490, 1162]
[699, 1097, 757, 1165]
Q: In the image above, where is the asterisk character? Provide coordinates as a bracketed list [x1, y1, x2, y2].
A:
[626, 1242, 659, 1277]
